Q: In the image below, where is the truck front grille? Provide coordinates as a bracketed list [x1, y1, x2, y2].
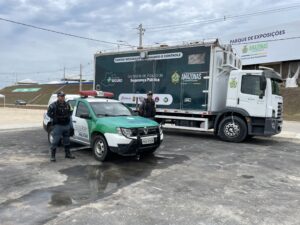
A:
[277, 103, 283, 119]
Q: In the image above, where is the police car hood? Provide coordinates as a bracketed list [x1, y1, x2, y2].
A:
[96, 116, 158, 129]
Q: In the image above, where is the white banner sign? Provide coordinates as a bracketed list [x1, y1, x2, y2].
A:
[222, 21, 300, 65]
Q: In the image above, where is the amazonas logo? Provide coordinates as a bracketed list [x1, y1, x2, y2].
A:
[181, 72, 202, 82]
[242, 42, 268, 54]
[171, 71, 180, 84]
[229, 78, 237, 88]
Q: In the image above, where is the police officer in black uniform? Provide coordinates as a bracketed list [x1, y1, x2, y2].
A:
[139, 91, 156, 120]
[47, 91, 75, 162]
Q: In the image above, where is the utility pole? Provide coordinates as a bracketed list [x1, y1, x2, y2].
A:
[79, 64, 82, 91]
[137, 24, 145, 49]
[63, 66, 66, 81]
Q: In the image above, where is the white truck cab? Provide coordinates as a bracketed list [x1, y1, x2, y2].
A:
[216, 67, 283, 141]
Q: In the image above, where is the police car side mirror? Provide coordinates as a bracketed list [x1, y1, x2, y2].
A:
[80, 113, 91, 119]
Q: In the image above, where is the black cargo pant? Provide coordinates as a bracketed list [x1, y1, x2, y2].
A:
[50, 124, 71, 151]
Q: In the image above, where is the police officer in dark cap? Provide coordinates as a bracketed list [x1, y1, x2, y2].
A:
[47, 91, 75, 162]
[139, 91, 156, 120]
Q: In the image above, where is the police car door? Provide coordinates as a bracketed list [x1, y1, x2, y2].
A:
[72, 101, 90, 145]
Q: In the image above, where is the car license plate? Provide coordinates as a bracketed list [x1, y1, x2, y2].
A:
[142, 137, 154, 145]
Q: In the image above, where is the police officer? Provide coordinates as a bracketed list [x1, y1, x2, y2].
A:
[139, 91, 156, 120]
[47, 91, 75, 162]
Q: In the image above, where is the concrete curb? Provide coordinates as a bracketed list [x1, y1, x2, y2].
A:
[276, 131, 300, 140]
[0, 124, 42, 131]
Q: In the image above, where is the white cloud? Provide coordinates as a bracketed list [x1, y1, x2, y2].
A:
[0, 0, 300, 87]
[139, 0, 178, 11]
[48, 0, 80, 10]
[127, 1, 134, 7]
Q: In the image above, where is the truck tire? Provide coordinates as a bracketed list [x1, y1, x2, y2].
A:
[218, 116, 247, 143]
[92, 135, 111, 161]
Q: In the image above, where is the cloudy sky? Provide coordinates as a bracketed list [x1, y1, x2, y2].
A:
[0, 0, 300, 88]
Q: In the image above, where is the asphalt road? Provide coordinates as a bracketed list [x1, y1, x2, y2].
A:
[0, 128, 299, 225]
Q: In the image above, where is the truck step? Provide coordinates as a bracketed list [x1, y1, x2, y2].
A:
[162, 124, 208, 131]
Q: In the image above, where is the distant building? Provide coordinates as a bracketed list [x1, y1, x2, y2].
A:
[17, 79, 38, 85]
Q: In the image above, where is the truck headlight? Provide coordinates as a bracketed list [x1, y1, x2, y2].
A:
[272, 110, 276, 118]
[117, 127, 133, 138]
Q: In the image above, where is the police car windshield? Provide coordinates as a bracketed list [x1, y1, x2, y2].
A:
[90, 102, 133, 117]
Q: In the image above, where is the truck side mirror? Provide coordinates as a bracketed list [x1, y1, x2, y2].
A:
[260, 75, 267, 91]
[259, 92, 264, 99]
[259, 75, 266, 99]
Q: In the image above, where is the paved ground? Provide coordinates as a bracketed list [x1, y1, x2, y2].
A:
[0, 127, 299, 225]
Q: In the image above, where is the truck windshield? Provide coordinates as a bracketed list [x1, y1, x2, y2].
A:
[90, 102, 133, 117]
[271, 79, 281, 96]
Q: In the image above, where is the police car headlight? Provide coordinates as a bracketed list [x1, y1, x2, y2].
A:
[116, 127, 122, 135]
[117, 127, 133, 138]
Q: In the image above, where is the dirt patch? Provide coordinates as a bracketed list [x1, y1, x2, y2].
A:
[0, 108, 44, 129]
[281, 87, 300, 121]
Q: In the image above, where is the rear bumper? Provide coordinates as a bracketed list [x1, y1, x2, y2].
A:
[106, 133, 163, 156]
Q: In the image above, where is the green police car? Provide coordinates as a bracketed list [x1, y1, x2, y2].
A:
[44, 91, 163, 161]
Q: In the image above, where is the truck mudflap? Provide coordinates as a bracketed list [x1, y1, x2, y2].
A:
[248, 117, 282, 136]
[264, 118, 282, 136]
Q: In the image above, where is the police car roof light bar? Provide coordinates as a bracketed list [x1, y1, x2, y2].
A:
[79, 90, 114, 98]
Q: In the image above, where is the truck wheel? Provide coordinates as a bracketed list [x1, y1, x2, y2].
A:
[246, 135, 254, 140]
[218, 116, 247, 142]
[92, 135, 111, 161]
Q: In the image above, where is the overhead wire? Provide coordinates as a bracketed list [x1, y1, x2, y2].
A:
[145, 4, 300, 32]
[0, 61, 94, 75]
[0, 17, 136, 47]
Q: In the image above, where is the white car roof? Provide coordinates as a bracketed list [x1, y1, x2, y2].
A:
[47, 94, 119, 106]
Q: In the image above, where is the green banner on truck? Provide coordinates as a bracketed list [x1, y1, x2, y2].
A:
[95, 46, 211, 110]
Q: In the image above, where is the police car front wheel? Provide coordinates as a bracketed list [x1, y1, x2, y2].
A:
[92, 135, 111, 161]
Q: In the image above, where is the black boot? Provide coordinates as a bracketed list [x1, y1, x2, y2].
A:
[50, 149, 56, 162]
[65, 146, 75, 159]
